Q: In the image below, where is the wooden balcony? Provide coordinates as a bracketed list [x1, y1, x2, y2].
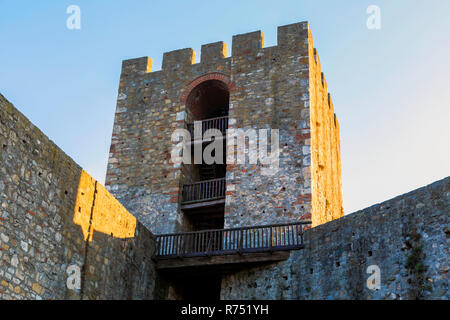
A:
[182, 178, 226, 206]
[154, 222, 311, 271]
[187, 115, 229, 140]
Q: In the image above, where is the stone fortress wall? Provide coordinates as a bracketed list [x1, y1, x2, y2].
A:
[105, 22, 343, 234]
[221, 177, 449, 300]
[0, 94, 165, 300]
[0, 21, 448, 300]
[0, 92, 448, 301]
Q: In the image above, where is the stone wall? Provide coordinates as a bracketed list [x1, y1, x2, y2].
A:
[221, 177, 449, 300]
[224, 23, 313, 228]
[105, 21, 344, 234]
[106, 55, 231, 234]
[0, 94, 163, 300]
[309, 41, 343, 226]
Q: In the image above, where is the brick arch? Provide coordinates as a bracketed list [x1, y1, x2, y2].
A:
[181, 72, 235, 105]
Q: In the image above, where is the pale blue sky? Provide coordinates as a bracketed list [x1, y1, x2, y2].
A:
[1, 0, 449, 214]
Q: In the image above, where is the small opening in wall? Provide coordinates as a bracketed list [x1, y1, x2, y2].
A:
[2, 144, 6, 150]
[247, 282, 258, 289]
[310, 268, 313, 274]
[173, 274, 222, 300]
[22, 140, 27, 144]
[78, 207, 81, 213]
[336, 261, 340, 267]
[368, 250, 373, 257]
[64, 190, 68, 195]
[444, 227, 450, 238]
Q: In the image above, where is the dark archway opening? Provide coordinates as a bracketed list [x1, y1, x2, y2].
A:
[186, 80, 229, 121]
[169, 273, 222, 301]
[181, 78, 230, 239]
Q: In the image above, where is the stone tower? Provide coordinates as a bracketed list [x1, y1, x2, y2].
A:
[105, 21, 343, 236]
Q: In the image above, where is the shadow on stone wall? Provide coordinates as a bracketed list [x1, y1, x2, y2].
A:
[0, 94, 165, 300]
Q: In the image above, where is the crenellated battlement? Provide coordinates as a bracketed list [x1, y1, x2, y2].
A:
[231, 30, 264, 56]
[201, 41, 227, 63]
[277, 21, 309, 50]
[121, 56, 153, 76]
[162, 48, 195, 71]
[121, 21, 312, 74]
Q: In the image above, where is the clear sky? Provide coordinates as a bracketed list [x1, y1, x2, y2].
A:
[1, 0, 449, 214]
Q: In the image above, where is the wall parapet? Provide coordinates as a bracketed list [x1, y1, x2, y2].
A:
[221, 177, 450, 300]
[122, 21, 311, 74]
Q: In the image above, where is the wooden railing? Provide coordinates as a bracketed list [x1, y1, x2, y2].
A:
[182, 178, 226, 204]
[187, 116, 229, 139]
[154, 222, 310, 259]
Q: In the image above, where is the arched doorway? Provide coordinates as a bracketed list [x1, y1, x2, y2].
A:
[181, 77, 230, 232]
[177, 75, 232, 300]
[186, 79, 229, 121]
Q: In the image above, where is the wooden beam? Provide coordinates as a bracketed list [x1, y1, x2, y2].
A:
[156, 251, 290, 272]
[186, 135, 226, 147]
[181, 198, 225, 210]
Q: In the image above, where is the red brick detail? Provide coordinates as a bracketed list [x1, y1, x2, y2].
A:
[295, 133, 311, 141]
[300, 212, 312, 220]
[296, 194, 312, 204]
[181, 72, 235, 104]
